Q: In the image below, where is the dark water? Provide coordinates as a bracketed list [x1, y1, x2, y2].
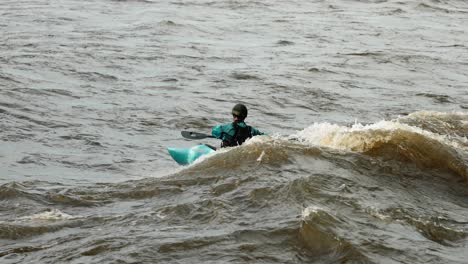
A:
[1, 0, 467, 263]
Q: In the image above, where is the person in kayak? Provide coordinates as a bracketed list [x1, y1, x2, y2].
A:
[212, 103, 265, 148]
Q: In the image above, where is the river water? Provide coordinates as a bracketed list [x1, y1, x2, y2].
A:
[1, 0, 467, 263]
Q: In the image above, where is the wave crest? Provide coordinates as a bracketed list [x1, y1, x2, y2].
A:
[293, 115, 468, 181]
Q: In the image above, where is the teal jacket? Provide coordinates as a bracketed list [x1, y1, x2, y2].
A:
[212, 122, 265, 147]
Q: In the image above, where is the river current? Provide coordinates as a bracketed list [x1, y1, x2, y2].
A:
[1, 0, 467, 263]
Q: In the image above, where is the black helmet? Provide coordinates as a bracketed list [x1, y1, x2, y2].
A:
[232, 104, 248, 119]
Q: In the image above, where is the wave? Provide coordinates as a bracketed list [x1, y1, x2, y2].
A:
[299, 206, 369, 263]
[0, 221, 72, 240]
[371, 207, 468, 246]
[290, 111, 467, 181]
[397, 111, 467, 139]
[0, 182, 99, 207]
[415, 2, 468, 14]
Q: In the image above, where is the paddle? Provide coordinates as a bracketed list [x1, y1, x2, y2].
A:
[181, 131, 215, 140]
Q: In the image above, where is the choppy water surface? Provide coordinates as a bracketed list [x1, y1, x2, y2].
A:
[1, 0, 467, 263]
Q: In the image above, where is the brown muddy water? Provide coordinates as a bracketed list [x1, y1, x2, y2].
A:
[0, 0, 467, 263]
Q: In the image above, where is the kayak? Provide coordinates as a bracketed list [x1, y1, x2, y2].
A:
[167, 144, 216, 165]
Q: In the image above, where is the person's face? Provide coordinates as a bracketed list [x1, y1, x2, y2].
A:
[233, 114, 242, 122]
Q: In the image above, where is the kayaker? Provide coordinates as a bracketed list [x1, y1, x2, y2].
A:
[212, 104, 265, 148]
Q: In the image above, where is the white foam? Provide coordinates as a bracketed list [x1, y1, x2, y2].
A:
[257, 150, 265, 161]
[21, 209, 77, 221]
[244, 135, 271, 145]
[405, 110, 468, 118]
[301, 205, 323, 220]
[366, 207, 390, 220]
[291, 120, 467, 151]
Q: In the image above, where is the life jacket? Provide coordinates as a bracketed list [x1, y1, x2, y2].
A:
[221, 122, 252, 148]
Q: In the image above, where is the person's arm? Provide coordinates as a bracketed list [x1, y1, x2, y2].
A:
[251, 127, 266, 136]
[212, 124, 223, 139]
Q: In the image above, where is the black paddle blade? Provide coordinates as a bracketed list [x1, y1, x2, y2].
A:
[181, 131, 214, 140]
